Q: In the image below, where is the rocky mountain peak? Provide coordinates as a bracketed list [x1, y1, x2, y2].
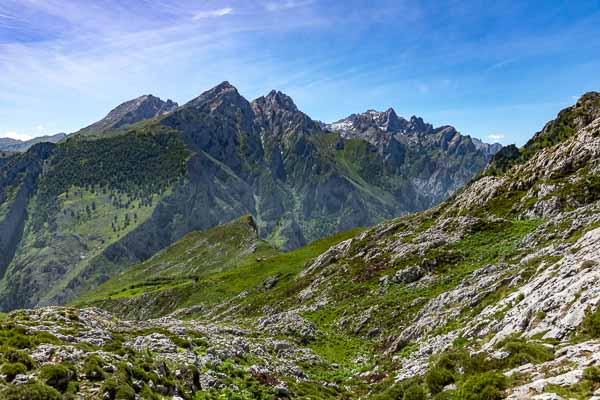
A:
[329, 109, 438, 137]
[75, 94, 178, 136]
[261, 90, 300, 113]
[206, 81, 239, 97]
[251, 90, 320, 138]
[527, 91, 600, 149]
[471, 137, 503, 157]
[407, 115, 433, 134]
[184, 81, 247, 111]
[101, 94, 177, 125]
[488, 91, 600, 174]
[380, 108, 403, 132]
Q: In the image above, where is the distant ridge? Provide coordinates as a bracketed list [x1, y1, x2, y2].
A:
[0, 133, 66, 152]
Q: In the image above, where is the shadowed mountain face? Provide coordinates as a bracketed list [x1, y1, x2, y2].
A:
[0, 82, 497, 310]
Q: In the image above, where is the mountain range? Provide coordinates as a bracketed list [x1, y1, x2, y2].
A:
[0, 83, 600, 400]
[0, 81, 499, 311]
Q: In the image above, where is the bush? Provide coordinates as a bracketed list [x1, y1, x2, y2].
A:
[0, 327, 60, 349]
[83, 354, 106, 381]
[457, 372, 507, 400]
[39, 363, 76, 392]
[579, 307, 600, 338]
[583, 366, 600, 383]
[498, 337, 554, 367]
[1, 362, 27, 381]
[2, 349, 35, 370]
[0, 383, 62, 400]
[4, 333, 32, 349]
[130, 365, 149, 381]
[425, 366, 455, 394]
[403, 384, 426, 400]
[115, 385, 136, 400]
[101, 378, 136, 400]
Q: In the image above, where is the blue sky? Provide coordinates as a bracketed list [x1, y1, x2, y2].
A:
[1, 0, 599, 145]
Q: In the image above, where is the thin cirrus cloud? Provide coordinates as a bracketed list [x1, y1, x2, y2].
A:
[263, 0, 315, 12]
[192, 7, 234, 20]
[487, 134, 505, 142]
[1, 131, 33, 141]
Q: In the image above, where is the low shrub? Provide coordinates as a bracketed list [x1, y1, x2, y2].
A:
[101, 378, 136, 400]
[39, 363, 76, 392]
[0, 362, 27, 381]
[0, 383, 62, 400]
[583, 366, 600, 383]
[403, 384, 426, 400]
[425, 366, 455, 394]
[498, 336, 554, 368]
[579, 307, 600, 338]
[83, 354, 106, 381]
[115, 384, 136, 400]
[2, 349, 35, 370]
[457, 372, 507, 400]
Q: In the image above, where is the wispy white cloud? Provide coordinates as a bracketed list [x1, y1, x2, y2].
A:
[1, 131, 33, 141]
[262, 0, 314, 12]
[0, 13, 18, 20]
[487, 133, 505, 142]
[192, 7, 234, 20]
[0, 0, 333, 133]
[487, 57, 518, 71]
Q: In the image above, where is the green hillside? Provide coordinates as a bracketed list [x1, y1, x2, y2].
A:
[75, 216, 363, 320]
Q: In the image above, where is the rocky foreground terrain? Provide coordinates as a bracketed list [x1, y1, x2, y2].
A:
[0, 306, 326, 399]
[1, 93, 600, 399]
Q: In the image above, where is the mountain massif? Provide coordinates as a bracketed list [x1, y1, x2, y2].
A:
[0, 82, 497, 311]
[0, 92, 599, 399]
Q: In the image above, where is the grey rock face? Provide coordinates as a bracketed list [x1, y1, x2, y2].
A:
[327, 108, 499, 209]
[392, 265, 424, 284]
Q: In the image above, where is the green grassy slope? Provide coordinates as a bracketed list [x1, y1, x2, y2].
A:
[74, 221, 363, 320]
[75, 215, 273, 303]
